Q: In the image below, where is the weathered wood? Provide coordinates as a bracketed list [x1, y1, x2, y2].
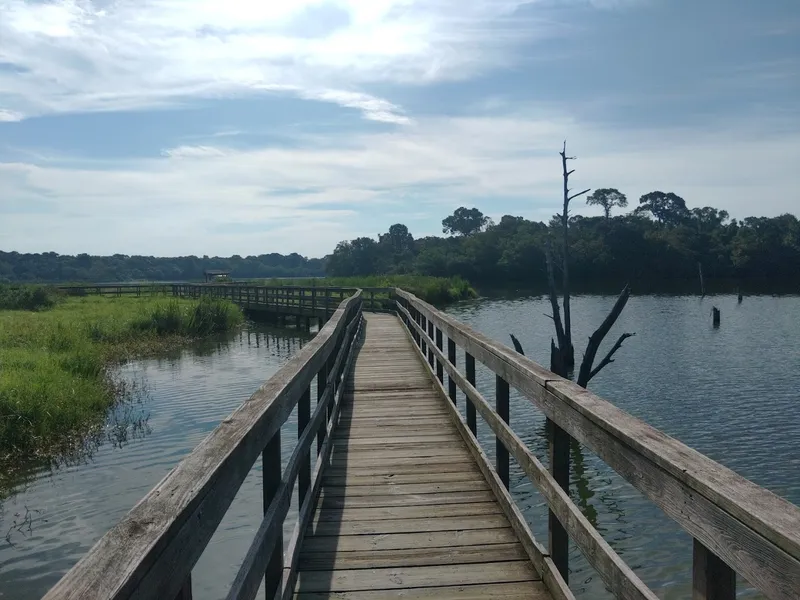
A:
[263, 431, 283, 599]
[395, 305, 568, 599]
[44, 293, 362, 600]
[496, 375, 510, 489]
[323, 471, 480, 487]
[300, 527, 518, 552]
[693, 539, 736, 600]
[447, 338, 457, 405]
[549, 420, 570, 583]
[315, 490, 498, 509]
[227, 315, 362, 600]
[298, 543, 527, 570]
[397, 289, 800, 600]
[435, 327, 444, 383]
[309, 514, 509, 536]
[312, 501, 499, 522]
[293, 581, 551, 599]
[318, 480, 490, 497]
[280, 316, 362, 600]
[295, 561, 539, 593]
[397, 300, 656, 600]
[465, 352, 477, 435]
[298, 386, 311, 507]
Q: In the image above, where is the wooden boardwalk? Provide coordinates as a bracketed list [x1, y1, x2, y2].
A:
[294, 314, 550, 598]
[45, 288, 800, 600]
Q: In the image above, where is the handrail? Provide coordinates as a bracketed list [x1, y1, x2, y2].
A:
[393, 288, 800, 600]
[44, 291, 364, 600]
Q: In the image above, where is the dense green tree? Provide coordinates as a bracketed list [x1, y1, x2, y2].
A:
[442, 207, 490, 236]
[586, 188, 628, 219]
[0, 251, 325, 283]
[635, 191, 690, 225]
[325, 198, 800, 288]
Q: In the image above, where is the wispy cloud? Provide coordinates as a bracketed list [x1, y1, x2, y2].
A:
[0, 0, 548, 122]
[0, 108, 24, 122]
[2, 110, 799, 256]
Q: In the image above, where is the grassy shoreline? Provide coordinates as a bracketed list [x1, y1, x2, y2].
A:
[0, 294, 243, 466]
[253, 275, 477, 305]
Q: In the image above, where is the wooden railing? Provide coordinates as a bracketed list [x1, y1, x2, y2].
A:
[58, 283, 173, 296]
[58, 283, 392, 314]
[393, 289, 800, 600]
[44, 291, 364, 600]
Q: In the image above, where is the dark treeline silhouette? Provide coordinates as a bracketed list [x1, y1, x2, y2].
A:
[0, 252, 325, 283]
[327, 191, 800, 288]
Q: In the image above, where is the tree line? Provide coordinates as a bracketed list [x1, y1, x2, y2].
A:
[0, 252, 325, 283]
[327, 190, 800, 288]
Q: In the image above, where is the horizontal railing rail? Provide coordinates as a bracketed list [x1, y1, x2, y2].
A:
[44, 291, 364, 600]
[393, 288, 800, 600]
[55, 283, 395, 313]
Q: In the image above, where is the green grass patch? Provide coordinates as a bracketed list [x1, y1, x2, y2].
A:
[250, 275, 476, 305]
[0, 296, 243, 463]
[0, 284, 62, 311]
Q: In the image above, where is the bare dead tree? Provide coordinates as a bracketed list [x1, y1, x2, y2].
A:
[510, 141, 635, 388]
[557, 141, 590, 372]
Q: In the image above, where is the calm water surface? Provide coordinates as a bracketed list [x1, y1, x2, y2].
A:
[0, 325, 315, 600]
[446, 293, 799, 599]
[0, 295, 798, 599]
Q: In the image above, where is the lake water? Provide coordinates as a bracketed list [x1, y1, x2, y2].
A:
[0, 294, 797, 599]
[446, 292, 800, 599]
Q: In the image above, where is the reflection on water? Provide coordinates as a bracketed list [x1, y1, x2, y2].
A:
[1, 295, 797, 600]
[0, 324, 313, 600]
[447, 293, 800, 599]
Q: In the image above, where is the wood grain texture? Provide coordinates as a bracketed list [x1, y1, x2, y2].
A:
[295, 313, 547, 599]
[396, 290, 800, 600]
[293, 581, 551, 599]
[44, 293, 363, 600]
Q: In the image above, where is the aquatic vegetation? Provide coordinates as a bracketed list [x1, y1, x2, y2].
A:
[0, 296, 243, 463]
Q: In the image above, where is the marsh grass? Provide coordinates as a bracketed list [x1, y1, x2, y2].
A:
[255, 275, 476, 305]
[0, 285, 61, 311]
[0, 296, 243, 463]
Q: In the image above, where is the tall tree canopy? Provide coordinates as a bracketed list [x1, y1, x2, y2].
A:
[442, 207, 490, 236]
[586, 188, 628, 219]
[635, 191, 690, 225]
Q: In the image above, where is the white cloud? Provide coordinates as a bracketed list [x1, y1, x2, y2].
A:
[0, 0, 547, 122]
[161, 145, 228, 159]
[0, 108, 24, 122]
[2, 110, 799, 256]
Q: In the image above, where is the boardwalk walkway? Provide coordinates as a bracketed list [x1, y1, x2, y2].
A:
[45, 288, 800, 600]
[294, 314, 550, 598]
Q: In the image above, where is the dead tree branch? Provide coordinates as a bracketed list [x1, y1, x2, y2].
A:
[545, 239, 566, 351]
[576, 284, 634, 387]
[586, 333, 636, 383]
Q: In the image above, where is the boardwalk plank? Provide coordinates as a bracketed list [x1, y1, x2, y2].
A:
[294, 581, 550, 599]
[295, 561, 539, 592]
[298, 543, 526, 570]
[296, 313, 548, 598]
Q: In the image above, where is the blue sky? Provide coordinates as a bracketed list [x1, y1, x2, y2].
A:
[1, 0, 798, 257]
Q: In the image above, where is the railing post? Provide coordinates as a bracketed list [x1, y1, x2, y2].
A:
[370, 290, 375, 311]
[496, 375, 510, 489]
[427, 320, 435, 369]
[435, 328, 444, 383]
[316, 363, 328, 453]
[447, 338, 457, 405]
[298, 386, 311, 505]
[174, 573, 192, 600]
[548, 420, 570, 583]
[693, 539, 735, 600]
[263, 431, 282, 599]
[465, 352, 477, 435]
